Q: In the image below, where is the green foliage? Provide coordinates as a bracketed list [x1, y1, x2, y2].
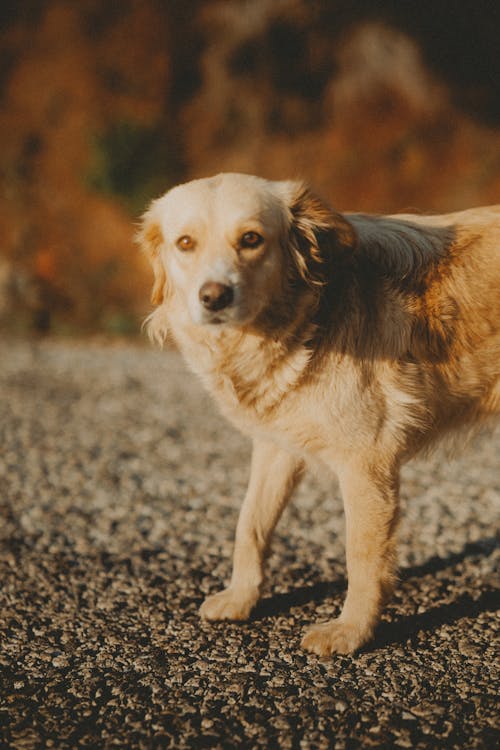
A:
[102, 312, 140, 336]
[86, 120, 184, 213]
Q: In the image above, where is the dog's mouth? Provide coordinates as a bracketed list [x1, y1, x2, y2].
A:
[202, 311, 241, 326]
[197, 305, 253, 328]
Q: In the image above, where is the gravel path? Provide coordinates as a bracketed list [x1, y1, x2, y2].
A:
[0, 339, 498, 749]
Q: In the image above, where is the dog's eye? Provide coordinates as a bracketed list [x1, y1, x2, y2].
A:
[176, 235, 195, 251]
[240, 231, 263, 249]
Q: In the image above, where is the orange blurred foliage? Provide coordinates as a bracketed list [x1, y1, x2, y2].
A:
[1, 0, 499, 333]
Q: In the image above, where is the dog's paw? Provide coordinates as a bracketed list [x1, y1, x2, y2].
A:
[301, 618, 370, 656]
[200, 587, 258, 622]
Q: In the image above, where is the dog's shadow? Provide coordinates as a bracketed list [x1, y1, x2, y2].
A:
[251, 537, 499, 649]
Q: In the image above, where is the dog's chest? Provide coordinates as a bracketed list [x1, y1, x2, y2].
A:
[178, 330, 421, 471]
[178, 330, 314, 427]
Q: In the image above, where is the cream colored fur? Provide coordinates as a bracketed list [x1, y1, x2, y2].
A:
[138, 173, 500, 656]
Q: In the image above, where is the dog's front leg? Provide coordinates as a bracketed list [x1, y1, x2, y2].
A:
[302, 463, 400, 656]
[200, 439, 304, 621]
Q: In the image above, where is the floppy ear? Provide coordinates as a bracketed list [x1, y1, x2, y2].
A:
[284, 182, 356, 287]
[136, 209, 168, 305]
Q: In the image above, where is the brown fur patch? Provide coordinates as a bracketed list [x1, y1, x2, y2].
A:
[288, 184, 357, 289]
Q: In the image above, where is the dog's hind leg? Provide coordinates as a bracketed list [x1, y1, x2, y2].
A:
[302, 461, 400, 655]
[200, 439, 304, 621]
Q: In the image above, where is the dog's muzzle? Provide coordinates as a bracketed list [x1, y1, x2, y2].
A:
[199, 281, 234, 312]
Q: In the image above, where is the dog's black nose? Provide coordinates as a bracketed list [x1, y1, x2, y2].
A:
[199, 281, 234, 312]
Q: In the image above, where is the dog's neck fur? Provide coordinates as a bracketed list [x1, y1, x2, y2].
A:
[168, 287, 319, 420]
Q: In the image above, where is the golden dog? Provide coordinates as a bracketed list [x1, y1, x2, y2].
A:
[138, 173, 499, 656]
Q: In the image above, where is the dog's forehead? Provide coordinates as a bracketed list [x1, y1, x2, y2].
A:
[159, 174, 285, 234]
[161, 181, 212, 229]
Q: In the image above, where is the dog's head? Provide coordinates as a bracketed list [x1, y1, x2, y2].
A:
[137, 173, 355, 335]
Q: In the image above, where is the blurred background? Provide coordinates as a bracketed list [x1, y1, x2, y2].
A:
[1, 0, 499, 336]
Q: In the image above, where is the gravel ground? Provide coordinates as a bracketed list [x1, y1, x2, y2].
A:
[0, 339, 498, 749]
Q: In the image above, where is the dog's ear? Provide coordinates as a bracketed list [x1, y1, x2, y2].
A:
[283, 182, 356, 287]
[136, 209, 168, 305]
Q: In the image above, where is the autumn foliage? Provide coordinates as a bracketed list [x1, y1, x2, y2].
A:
[1, 0, 499, 333]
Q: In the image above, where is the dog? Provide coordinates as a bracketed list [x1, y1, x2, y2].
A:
[138, 173, 499, 656]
